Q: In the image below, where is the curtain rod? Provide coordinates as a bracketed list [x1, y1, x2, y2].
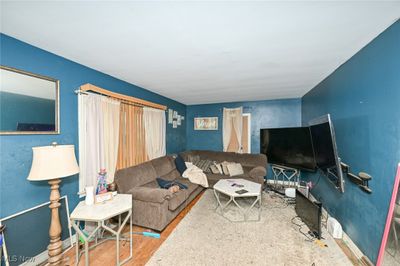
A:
[77, 83, 167, 111]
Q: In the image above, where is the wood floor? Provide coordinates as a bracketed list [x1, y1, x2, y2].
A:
[63, 191, 204, 266]
[63, 190, 364, 266]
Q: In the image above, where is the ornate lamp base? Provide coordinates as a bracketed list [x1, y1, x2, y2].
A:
[48, 179, 63, 265]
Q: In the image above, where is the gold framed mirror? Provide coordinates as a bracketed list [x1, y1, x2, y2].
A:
[0, 66, 60, 135]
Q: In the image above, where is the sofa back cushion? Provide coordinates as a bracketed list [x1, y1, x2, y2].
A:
[115, 161, 157, 193]
[151, 156, 176, 177]
[181, 150, 267, 168]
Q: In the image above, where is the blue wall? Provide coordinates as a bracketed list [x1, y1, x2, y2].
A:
[186, 98, 301, 154]
[0, 91, 55, 131]
[302, 21, 400, 263]
[0, 33, 186, 221]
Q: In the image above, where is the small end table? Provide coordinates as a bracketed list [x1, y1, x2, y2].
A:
[70, 194, 132, 266]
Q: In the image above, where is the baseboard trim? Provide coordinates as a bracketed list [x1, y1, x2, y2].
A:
[307, 192, 372, 264]
[265, 182, 372, 264]
[20, 235, 76, 266]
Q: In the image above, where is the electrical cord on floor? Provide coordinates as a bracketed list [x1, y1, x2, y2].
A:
[263, 190, 292, 209]
[291, 216, 316, 242]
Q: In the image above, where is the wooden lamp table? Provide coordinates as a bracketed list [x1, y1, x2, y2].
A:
[70, 194, 132, 266]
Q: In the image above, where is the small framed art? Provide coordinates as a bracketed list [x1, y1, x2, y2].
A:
[194, 117, 218, 130]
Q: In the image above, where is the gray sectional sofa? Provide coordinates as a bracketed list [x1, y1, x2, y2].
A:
[115, 155, 203, 231]
[180, 150, 267, 187]
[114, 150, 267, 231]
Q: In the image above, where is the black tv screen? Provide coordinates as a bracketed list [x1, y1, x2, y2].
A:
[309, 114, 344, 193]
[309, 122, 336, 169]
[260, 127, 316, 171]
[295, 189, 322, 239]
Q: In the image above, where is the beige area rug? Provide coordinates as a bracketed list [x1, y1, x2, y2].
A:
[147, 189, 352, 266]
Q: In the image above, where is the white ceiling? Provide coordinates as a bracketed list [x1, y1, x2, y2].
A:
[1, 1, 399, 105]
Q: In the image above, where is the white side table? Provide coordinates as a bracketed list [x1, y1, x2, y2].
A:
[213, 179, 262, 222]
[70, 194, 132, 266]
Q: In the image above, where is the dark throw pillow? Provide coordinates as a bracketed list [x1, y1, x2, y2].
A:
[156, 177, 188, 190]
[175, 155, 187, 175]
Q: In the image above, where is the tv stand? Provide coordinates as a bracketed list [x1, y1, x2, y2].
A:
[271, 164, 300, 192]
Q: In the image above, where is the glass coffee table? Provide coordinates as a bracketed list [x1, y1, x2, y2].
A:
[213, 179, 262, 222]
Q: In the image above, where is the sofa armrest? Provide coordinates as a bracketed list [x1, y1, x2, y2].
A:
[249, 166, 267, 179]
[127, 187, 172, 203]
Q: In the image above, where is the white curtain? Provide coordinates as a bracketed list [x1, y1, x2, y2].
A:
[78, 93, 120, 192]
[223, 107, 243, 153]
[102, 97, 120, 183]
[143, 107, 166, 160]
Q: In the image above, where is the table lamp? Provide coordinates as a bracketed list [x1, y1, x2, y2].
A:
[27, 143, 79, 265]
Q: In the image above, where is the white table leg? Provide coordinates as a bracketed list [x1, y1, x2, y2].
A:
[214, 189, 233, 213]
[215, 193, 262, 222]
[71, 220, 101, 266]
[102, 211, 132, 265]
[84, 234, 89, 266]
[75, 223, 79, 266]
[116, 233, 120, 265]
[130, 211, 132, 259]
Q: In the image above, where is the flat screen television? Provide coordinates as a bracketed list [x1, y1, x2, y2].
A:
[309, 114, 345, 192]
[295, 189, 322, 239]
[260, 127, 316, 171]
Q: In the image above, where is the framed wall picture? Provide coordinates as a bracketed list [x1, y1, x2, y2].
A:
[168, 109, 173, 124]
[194, 117, 218, 130]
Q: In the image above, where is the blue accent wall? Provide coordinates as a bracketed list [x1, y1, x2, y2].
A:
[0, 91, 55, 131]
[0, 33, 186, 222]
[301, 21, 400, 263]
[186, 98, 301, 154]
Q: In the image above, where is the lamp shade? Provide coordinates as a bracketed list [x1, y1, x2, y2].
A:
[27, 144, 79, 181]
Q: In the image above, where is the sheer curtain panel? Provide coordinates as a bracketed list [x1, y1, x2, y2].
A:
[223, 107, 243, 153]
[78, 93, 120, 192]
[143, 107, 166, 160]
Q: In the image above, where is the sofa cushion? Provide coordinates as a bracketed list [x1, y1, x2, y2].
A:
[127, 186, 172, 203]
[181, 150, 267, 169]
[174, 177, 200, 195]
[156, 177, 188, 189]
[220, 161, 231, 175]
[168, 190, 188, 211]
[227, 163, 244, 177]
[210, 164, 221, 174]
[249, 166, 267, 178]
[167, 178, 200, 211]
[151, 156, 176, 177]
[161, 169, 181, 181]
[175, 155, 187, 175]
[187, 154, 201, 165]
[115, 161, 157, 193]
[195, 159, 213, 172]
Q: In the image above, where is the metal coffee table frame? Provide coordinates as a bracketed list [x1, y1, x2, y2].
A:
[71, 209, 132, 266]
[214, 189, 261, 222]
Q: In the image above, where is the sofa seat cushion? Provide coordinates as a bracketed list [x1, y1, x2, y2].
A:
[174, 177, 200, 195]
[167, 178, 200, 211]
[168, 190, 188, 211]
[127, 186, 172, 203]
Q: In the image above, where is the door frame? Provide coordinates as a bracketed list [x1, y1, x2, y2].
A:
[243, 113, 251, 153]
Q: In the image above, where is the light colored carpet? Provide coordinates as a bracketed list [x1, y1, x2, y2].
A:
[147, 189, 352, 266]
